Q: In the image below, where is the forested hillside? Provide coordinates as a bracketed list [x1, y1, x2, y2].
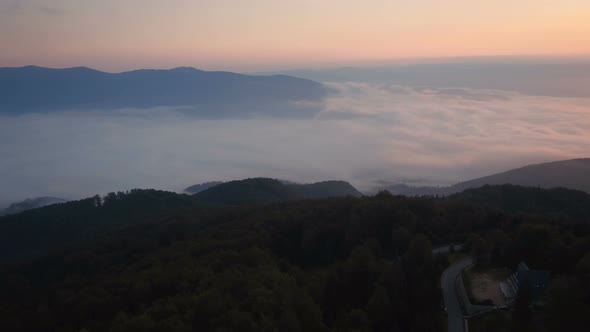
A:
[187, 178, 363, 201]
[193, 178, 301, 206]
[387, 158, 590, 196]
[1, 185, 589, 331]
[0, 178, 359, 268]
[0, 190, 194, 266]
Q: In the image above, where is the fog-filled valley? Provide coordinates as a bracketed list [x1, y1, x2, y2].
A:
[1, 62, 590, 205]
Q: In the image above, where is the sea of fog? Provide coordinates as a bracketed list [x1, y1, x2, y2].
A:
[1, 81, 590, 204]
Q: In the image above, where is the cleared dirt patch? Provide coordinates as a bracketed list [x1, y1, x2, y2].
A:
[465, 268, 510, 306]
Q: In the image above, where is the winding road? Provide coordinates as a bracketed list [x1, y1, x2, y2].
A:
[432, 244, 463, 255]
[441, 257, 472, 332]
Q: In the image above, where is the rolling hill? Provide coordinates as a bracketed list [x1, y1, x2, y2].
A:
[193, 178, 300, 206]
[191, 178, 363, 205]
[387, 158, 590, 196]
[0, 179, 361, 265]
[2, 184, 590, 331]
[0, 190, 194, 267]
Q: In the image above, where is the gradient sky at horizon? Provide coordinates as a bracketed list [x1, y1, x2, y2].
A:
[1, 0, 590, 71]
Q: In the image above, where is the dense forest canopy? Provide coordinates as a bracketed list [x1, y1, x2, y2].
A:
[1, 184, 589, 331]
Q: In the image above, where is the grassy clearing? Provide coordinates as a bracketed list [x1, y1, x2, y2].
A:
[464, 268, 511, 306]
[463, 269, 477, 304]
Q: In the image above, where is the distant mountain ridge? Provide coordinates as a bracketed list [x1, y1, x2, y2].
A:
[0, 197, 67, 216]
[386, 158, 590, 196]
[192, 178, 362, 206]
[184, 181, 225, 194]
[0, 66, 327, 116]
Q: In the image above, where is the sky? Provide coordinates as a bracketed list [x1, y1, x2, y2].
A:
[1, 0, 590, 71]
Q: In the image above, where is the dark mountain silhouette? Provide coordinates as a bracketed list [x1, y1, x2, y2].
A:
[0, 179, 361, 266]
[191, 178, 363, 205]
[0, 197, 67, 216]
[2, 184, 590, 330]
[186, 179, 362, 199]
[387, 158, 590, 196]
[193, 178, 300, 206]
[0, 189, 193, 266]
[450, 184, 590, 218]
[0, 66, 328, 117]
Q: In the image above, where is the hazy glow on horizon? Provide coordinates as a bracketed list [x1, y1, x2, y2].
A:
[1, 0, 590, 71]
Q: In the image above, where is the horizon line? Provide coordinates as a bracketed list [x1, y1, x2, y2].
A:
[3, 54, 590, 74]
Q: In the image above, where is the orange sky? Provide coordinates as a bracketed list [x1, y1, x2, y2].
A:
[1, 0, 589, 71]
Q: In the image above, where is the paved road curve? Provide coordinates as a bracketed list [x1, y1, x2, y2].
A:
[432, 244, 464, 255]
[441, 258, 473, 332]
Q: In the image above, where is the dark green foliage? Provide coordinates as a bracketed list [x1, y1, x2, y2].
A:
[452, 184, 590, 218]
[1, 184, 590, 331]
[0, 189, 194, 267]
[0, 191, 450, 331]
[470, 311, 511, 332]
[512, 277, 533, 331]
[454, 187, 590, 332]
[193, 178, 301, 206]
[544, 276, 590, 332]
[193, 178, 363, 206]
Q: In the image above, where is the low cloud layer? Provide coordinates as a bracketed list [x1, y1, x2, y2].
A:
[1, 83, 589, 204]
[279, 61, 590, 98]
[321, 83, 590, 184]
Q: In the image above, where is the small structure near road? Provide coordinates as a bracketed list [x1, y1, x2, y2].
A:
[500, 262, 550, 306]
